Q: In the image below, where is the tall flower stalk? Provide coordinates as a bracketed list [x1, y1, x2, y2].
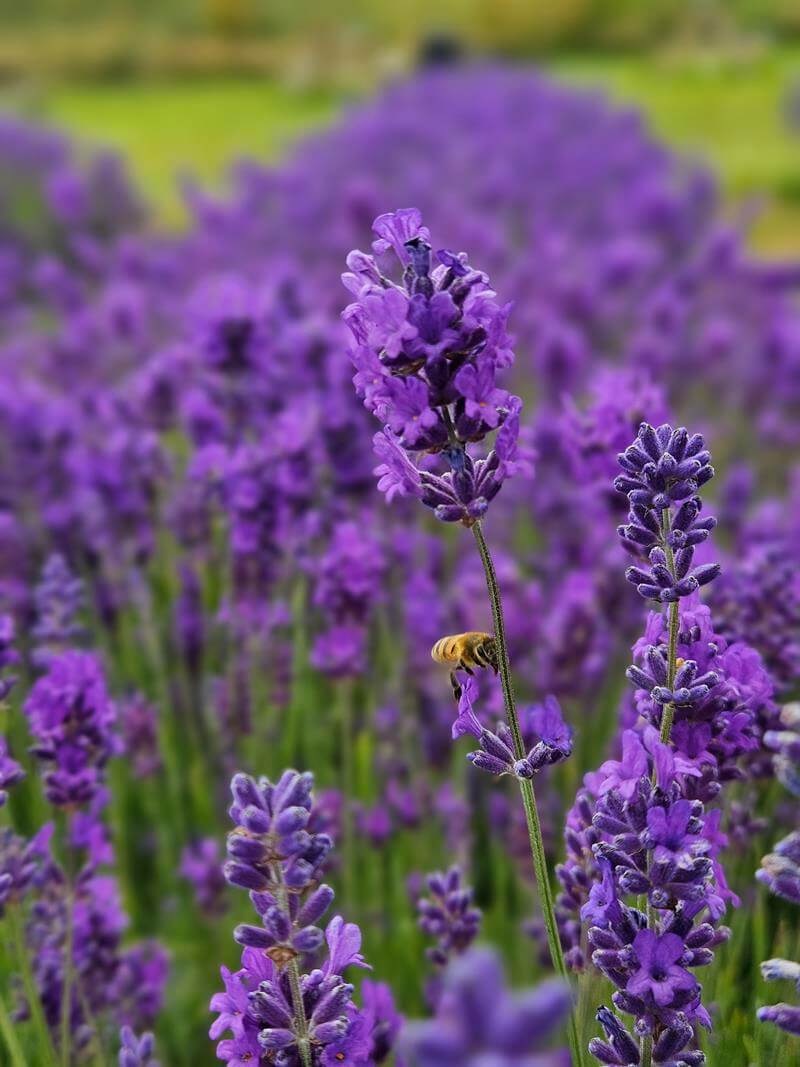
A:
[616, 424, 720, 1067]
[569, 422, 727, 1067]
[342, 208, 581, 1065]
[211, 768, 401, 1066]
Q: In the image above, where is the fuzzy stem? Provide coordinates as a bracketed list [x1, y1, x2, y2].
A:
[287, 960, 312, 1067]
[472, 520, 584, 1067]
[275, 875, 312, 1067]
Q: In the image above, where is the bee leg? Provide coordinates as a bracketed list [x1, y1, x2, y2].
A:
[449, 672, 462, 702]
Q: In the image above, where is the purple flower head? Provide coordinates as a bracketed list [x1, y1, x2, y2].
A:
[417, 866, 481, 986]
[594, 730, 649, 802]
[213, 768, 385, 1067]
[758, 832, 800, 907]
[589, 1005, 703, 1065]
[0, 736, 25, 806]
[24, 650, 117, 807]
[451, 676, 483, 740]
[360, 979, 403, 1063]
[399, 947, 570, 1066]
[118, 1026, 159, 1067]
[344, 210, 523, 524]
[31, 552, 86, 669]
[119, 693, 162, 779]
[627, 930, 697, 1009]
[467, 717, 571, 781]
[616, 423, 720, 603]
[764, 701, 800, 797]
[180, 838, 228, 916]
[525, 695, 574, 757]
[0, 614, 19, 701]
[322, 915, 371, 977]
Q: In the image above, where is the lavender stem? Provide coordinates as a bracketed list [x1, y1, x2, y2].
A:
[60, 882, 74, 1067]
[472, 520, 584, 1067]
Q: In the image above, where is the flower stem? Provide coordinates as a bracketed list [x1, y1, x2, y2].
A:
[275, 874, 312, 1067]
[60, 884, 74, 1067]
[0, 987, 28, 1067]
[8, 904, 57, 1067]
[472, 520, 584, 1067]
[287, 959, 312, 1067]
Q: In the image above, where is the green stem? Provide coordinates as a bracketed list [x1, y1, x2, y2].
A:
[275, 874, 312, 1067]
[60, 884, 74, 1067]
[287, 960, 312, 1067]
[472, 520, 584, 1067]
[0, 988, 28, 1067]
[641, 1034, 653, 1067]
[337, 680, 356, 913]
[8, 904, 57, 1067]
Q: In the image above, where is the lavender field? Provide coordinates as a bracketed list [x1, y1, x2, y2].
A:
[0, 61, 799, 1067]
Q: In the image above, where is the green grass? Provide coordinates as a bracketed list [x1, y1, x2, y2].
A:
[29, 47, 800, 248]
[554, 47, 800, 254]
[38, 79, 344, 225]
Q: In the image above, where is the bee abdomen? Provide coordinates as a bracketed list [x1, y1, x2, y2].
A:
[431, 635, 460, 665]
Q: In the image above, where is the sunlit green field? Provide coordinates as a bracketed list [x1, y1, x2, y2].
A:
[32, 47, 800, 249]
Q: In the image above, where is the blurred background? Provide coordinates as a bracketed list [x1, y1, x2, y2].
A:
[1, 0, 799, 247]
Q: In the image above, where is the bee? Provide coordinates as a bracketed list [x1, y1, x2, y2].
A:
[431, 631, 498, 700]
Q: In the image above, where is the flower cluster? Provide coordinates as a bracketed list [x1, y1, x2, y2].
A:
[573, 426, 740, 1063]
[118, 1026, 159, 1067]
[626, 597, 776, 801]
[0, 613, 19, 702]
[343, 209, 527, 525]
[24, 650, 117, 806]
[417, 866, 481, 968]
[457, 682, 573, 781]
[211, 769, 400, 1065]
[31, 552, 86, 668]
[757, 704, 800, 1039]
[310, 519, 385, 678]
[180, 838, 227, 916]
[615, 423, 720, 603]
[399, 947, 570, 1066]
[417, 865, 481, 1008]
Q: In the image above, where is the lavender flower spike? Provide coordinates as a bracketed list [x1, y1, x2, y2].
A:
[758, 707, 800, 1040]
[615, 423, 720, 604]
[343, 208, 527, 525]
[399, 947, 570, 1067]
[119, 1026, 160, 1067]
[344, 211, 579, 1063]
[211, 768, 401, 1066]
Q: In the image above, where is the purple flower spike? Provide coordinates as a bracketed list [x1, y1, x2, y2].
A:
[118, 1026, 159, 1067]
[212, 768, 400, 1066]
[616, 423, 719, 603]
[399, 947, 569, 1066]
[24, 650, 117, 807]
[417, 866, 481, 1007]
[344, 210, 526, 525]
